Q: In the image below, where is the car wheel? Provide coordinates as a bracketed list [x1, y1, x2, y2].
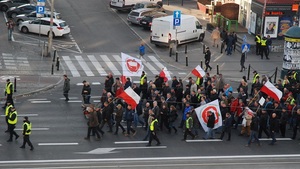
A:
[11, 13, 17, 18]
[21, 26, 29, 33]
[48, 31, 55, 38]
[1, 5, 8, 12]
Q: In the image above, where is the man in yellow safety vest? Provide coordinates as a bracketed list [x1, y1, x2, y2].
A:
[4, 101, 13, 133]
[147, 115, 161, 146]
[7, 107, 19, 142]
[3, 79, 14, 109]
[20, 116, 34, 150]
[260, 36, 270, 60]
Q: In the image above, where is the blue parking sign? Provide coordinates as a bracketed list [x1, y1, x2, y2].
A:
[36, 6, 45, 14]
[173, 10, 181, 27]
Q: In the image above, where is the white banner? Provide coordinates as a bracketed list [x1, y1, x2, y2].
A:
[121, 53, 144, 77]
[195, 100, 222, 132]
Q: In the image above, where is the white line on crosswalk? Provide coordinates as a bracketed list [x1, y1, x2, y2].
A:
[67, 100, 82, 103]
[185, 139, 223, 142]
[114, 141, 148, 144]
[112, 55, 121, 66]
[259, 138, 292, 141]
[31, 101, 51, 103]
[0, 114, 38, 117]
[59, 97, 79, 100]
[140, 58, 159, 75]
[62, 56, 80, 77]
[91, 82, 101, 85]
[28, 98, 48, 101]
[75, 55, 94, 76]
[87, 55, 107, 76]
[100, 55, 121, 76]
[38, 143, 78, 146]
[148, 55, 165, 70]
[15, 128, 49, 131]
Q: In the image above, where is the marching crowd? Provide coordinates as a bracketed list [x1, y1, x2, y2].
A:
[74, 68, 300, 146]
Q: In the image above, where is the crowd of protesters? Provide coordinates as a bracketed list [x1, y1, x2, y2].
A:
[82, 69, 300, 146]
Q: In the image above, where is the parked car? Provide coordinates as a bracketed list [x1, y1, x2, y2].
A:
[110, 0, 161, 11]
[131, 1, 164, 12]
[6, 3, 36, 18]
[15, 11, 61, 24]
[139, 11, 167, 30]
[18, 18, 70, 37]
[0, 0, 30, 12]
[127, 8, 154, 25]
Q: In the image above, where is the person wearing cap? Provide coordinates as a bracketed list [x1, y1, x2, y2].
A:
[81, 80, 91, 104]
[20, 116, 34, 150]
[63, 75, 70, 101]
[3, 79, 14, 109]
[204, 47, 212, 72]
[7, 106, 19, 142]
[182, 112, 195, 140]
[147, 114, 161, 146]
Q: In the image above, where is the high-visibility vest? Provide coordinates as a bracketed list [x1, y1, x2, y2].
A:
[23, 122, 32, 135]
[8, 110, 17, 125]
[293, 72, 298, 80]
[255, 36, 261, 43]
[196, 77, 201, 86]
[252, 73, 260, 83]
[261, 39, 267, 46]
[140, 75, 146, 85]
[150, 119, 158, 131]
[186, 116, 193, 129]
[5, 104, 13, 116]
[5, 82, 13, 94]
[290, 98, 296, 105]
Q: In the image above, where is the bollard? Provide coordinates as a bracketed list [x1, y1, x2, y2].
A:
[203, 44, 205, 54]
[185, 45, 187, 54]
[201, 60, 203, 68]
[51, 50, 56, 75]
[217, 64, 219, 75]
[169, 48, 172, 57]
[186, 55, 188, 66]
[14, 77, 16, 92]
[176, 52, 178, 62]
[274, 67, 278, 83]
[247, 64, 251, 80]
[56, 56, 60, 71]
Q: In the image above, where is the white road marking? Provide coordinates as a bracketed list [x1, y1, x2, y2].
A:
[59, 97, 78, 100]
[178, 72, 187, 75]
[15, 128, 49, 131]
[87, 55, 107, 76]
[91, 82, 101, 85]
[186, 139, 223, 142]
[100, 55, 121, 76]
[147, 55, 165, 70]
[30, 101, 51, 103]
[93, 100, 100, 103]
[140, 57, 159, 75]
[62, 56, 80, 77]
[114, 141, 148, 144]
[213, 53, 224, 62]
[67, 100, 82, 103]
[259, 138, 292, 141]
[76, 83, 83, 86]
[38, 143, 79, 146]
[75, 55, 94, 76]
[112, 54, 121, 66]
[1, 114, 39, 117]
[28, 98, 48, 101]
[90, 96, 101, 99]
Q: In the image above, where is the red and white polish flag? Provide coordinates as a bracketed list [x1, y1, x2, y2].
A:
[191, 65, 206, 78]
[117, 86, 140, 109]
[260, 80, 282, 102]
[159, 67, 171, 82]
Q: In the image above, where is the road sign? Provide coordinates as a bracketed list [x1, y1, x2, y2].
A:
[36, 6, 45, 14]
[173, 10, 181, 27]
[241, 44, 250, 53]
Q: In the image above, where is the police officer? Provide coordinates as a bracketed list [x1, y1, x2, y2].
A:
[260, 36, 269, 60]
[255, 33, 261, 55]
[140, 71, 147, 86]
[7, 107, 19, 142]
[147, 114, 161, 146]
[20, 116, 34, 150]
[182, 112, 195, 140]
[3, 79, 14, 109]
[251, 71, 260, 96]
[4, 101, 13, 133]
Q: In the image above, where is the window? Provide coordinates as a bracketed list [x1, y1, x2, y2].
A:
[41, 20, 50, 26]
[195, 21, 202, 29]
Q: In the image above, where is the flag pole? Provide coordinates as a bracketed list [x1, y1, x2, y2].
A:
[248, 90, 261, 106]
[182, 72, 192, 81]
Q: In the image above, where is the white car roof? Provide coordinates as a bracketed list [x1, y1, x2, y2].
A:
[39, 17, 66, 23]
[131, 8, 154, 13]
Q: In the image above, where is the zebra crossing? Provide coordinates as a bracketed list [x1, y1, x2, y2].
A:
[0, 53, 30, 70]
[60, 53, 177, 77]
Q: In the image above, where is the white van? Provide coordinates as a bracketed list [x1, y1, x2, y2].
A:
[110, 0, 161, 11]
[150, 15, 205, 47]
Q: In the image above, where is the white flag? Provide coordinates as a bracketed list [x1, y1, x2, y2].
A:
[121, 53, 143, 77]
[195, 100, 223, 132]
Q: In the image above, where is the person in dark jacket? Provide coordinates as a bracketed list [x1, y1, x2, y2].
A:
[240, 52, 246, 72]
[258, 108, 270, 138]
[85, 107, 101, 141]
[269, 113, 279, 145]
[124, 77, 132, 90]
[114, 104, 125, 135]
[104, 75, 113, 93]
[245, 113, 261, 147]
[81, 80, 91, 104]
[63, 75, 70, 101]
[220, 113, 233, 141]
[124, 104, 137, 136]
[279, 107, 288, 137]
[99, 102, 113, 133]
[204, 47, 212, 72]
[204, 111, 215, 139]
[168, 105, 178, 133]
[291, 108, 300, 140]
[159, 103, 170, 131]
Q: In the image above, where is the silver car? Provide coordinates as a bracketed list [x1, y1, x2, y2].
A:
[15, 11, 61, 25]
[127, 8, 154, 25]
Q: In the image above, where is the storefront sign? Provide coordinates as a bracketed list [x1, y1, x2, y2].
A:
[283, 37, 300, 70]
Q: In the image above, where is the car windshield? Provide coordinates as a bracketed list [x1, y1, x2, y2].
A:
[143, 16, 152, 21]
[55, 14, 61, 19]
[59, 22, 67, 27]
[129, 11, 139, 17]
[134, 4, 144, 9]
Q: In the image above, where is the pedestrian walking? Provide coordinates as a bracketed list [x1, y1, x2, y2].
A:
[7, 107, 19, 142]
[139, 42, 145, 59]
[269, 113, 279, 145]
[114, 104, 126, 135]
[266, 35, 272, 56]
[6, 19, 15, 41]
[3, 79, 14, 109]
[255, 33, 261, 55]
[20, 116, 34, 150]
[168, 105, 178, 133]
[85, 107, 101, 141]
[63, 75, 70, 101]
[147, 114, 161, 146]
[204, 47, 212, 72]
[124, 104, 137, 136]
[182, 112, 195, 140]
[4, 102, 13, 133]
[81, 80, 91, 105]
[220, 113, 233, 141]
[233, 32, 238, 52]
[99, 101, 113, 133]
[240, 52, 246, 72]
[245, 113, 261, 147]
[204, 111, 215, 139]
[211, 27, 220, 47]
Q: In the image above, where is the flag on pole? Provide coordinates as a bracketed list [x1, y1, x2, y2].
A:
[120, 75, 127, 85]
[195, 100, 222, 132]
[260, 81, 282, 102]
[117, 86, 140, 109]
[121, 53, 143, 77]
[191, 65, 206, 78]
[159, 67, 171, 82]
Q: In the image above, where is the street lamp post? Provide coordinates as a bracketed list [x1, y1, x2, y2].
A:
[260, 0, 267, 35]
[47, 0, 54, 57]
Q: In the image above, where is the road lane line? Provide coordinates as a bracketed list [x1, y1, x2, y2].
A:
[75, 55, 94, 76]
[112, 54, 121, 66]
[100, 55, 121, 76]
[66, 100, 82, 103]
[186, 139, 223, 142]
[27, 98, 48, 101]
[30, 101, 51, 103]
[38, 143, 79, 146]
[91, 96, 102, 99]
[87, 55, 107, 76]
[213, 53, 224, 62]
[147, 55, 165, 70]
[114, 141, 148, 144]
[1, 114, 38, 117]
[59, 97, 78, 100]
[62, 56, 80, 77]
[92, 82, 101, 85]
[15, 128, 49, 131]
[140, 57, 159, 75]
[259, 138, 292, 141]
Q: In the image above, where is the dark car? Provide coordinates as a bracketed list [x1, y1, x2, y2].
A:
[0, 0, 30, 12]
[6, 3, 36, 18]
[139, 12, 167, 30]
